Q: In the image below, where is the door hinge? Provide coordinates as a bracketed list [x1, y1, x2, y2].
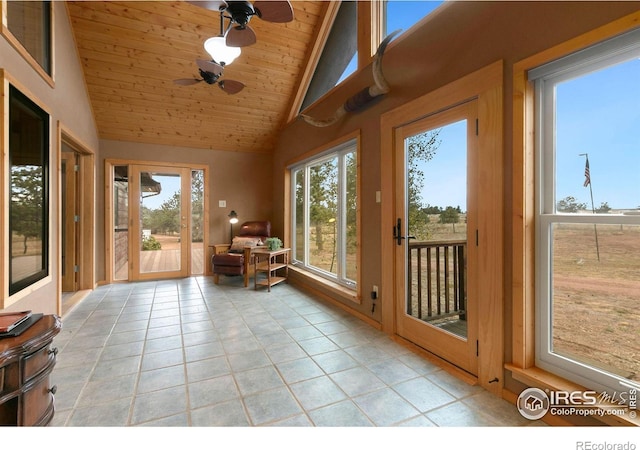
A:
[475, 118, 479, 136]
[74, 265, 79, 273]
[74, 164, 80, 172]
[475, 229, 479, 247]
[74, 215, 80, 222]
[476, 340, 479, 356]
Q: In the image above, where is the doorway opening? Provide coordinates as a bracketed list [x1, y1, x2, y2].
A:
[106, 161, 207, 282]
[394, 101, 479, 376]
[59, 130, 95, 315]
[380, 62, 504, 393]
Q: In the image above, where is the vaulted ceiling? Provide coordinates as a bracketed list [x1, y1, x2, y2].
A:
[66, 1, 330, 153]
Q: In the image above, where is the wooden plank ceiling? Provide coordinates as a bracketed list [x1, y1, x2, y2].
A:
[66, 0, 327, 153]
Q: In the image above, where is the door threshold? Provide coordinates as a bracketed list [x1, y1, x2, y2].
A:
[390, 334, 478, 386]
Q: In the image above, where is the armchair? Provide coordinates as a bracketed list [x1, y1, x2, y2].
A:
[211, 220, 271, 287]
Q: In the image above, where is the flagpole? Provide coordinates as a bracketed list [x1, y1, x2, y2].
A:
[580, 153, 600, 261]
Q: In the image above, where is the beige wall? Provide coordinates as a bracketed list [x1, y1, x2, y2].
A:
[1, 2, 99, 314]
[272, 2, 640, 336]
[97, 140, 273, 282]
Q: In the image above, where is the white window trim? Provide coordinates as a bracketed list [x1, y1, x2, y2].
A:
[290, 139, 358, 290]
[532, 28, 640, 395]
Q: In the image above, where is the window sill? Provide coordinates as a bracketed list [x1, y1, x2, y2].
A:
[505, 364, 640, 426]
[288, 265, 358, 304]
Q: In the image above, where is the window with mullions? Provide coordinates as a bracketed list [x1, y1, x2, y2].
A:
[532, 29, 640, 395]
[8, 85, 50, 295]
[291, 140, 358, 289]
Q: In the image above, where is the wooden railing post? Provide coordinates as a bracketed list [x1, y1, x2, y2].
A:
[458, 244, 466, 320]
[407, 239, 467, 323]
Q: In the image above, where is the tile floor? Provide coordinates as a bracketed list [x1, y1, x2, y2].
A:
[51, 276, 538, 427]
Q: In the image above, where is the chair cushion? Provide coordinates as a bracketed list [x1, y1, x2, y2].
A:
[229, 236, 261, 253]
[212, 253, 244, 266]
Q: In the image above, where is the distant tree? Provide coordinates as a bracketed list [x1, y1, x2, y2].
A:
[345, 152, 357, 251]
[191, 170, 204, 242]
[423, 204, 443, 215]
[407, 129, 441, 239]
[10, 165, 44, 253]
[439, 206, 461, 232]
[144, 192, 181, 235]
[309, 159, 337, 251]
[595, 202, 611, 213]
[557, 196, 587, 213]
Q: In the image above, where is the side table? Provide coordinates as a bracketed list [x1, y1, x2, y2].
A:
[253, 247, 290, 291]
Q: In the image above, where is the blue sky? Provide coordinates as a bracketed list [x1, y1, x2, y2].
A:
[416, 120, 467, 210]
[386, 0, 442, 36]
[556, 58, 640, 210]
[142, 173, 181, 210]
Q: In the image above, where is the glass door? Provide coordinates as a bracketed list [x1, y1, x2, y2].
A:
[394, 100, 478, 375]
[130, 165, 191, 280]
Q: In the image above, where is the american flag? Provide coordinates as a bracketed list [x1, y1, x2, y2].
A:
[583, 158, 591, 187]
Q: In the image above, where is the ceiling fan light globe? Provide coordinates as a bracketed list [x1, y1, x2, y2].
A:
[204, 36, 241, 65]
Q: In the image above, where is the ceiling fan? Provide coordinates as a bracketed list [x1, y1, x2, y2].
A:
[188, 0, 294, 47]
[173, 59, 245, 94]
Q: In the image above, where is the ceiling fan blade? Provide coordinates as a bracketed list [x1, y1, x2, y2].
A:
[186, 1, 227, 12]
[174, 78, 203, 86]
[226, 25, 256, 47]
[218, 79, 245, 95]
[196, 59, 224, 76]
[254, 1, 294, 23]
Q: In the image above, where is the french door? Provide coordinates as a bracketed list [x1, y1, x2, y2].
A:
[109, 162, 206, 282]
[129, 165, 191, 281]
[394, 100, 479, 375]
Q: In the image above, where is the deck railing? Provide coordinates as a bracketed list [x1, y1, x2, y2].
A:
[407, 239, 466, 322]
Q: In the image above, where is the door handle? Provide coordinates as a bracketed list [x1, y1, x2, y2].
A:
[394, 218, 416, 246]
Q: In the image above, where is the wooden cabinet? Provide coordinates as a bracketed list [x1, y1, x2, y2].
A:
[0, 315, 61, 426]
[253, 248, 290, 291]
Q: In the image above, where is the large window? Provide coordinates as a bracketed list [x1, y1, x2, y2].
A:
[531, 29, 640, 395]
[291, 140, 358, 289]
[8, 85, 50, 295]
